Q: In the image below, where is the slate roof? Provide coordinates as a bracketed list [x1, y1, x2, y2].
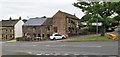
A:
[0, 19, 20, 27]
[23, 17, 52, 26]
[43, 18, 52, 26]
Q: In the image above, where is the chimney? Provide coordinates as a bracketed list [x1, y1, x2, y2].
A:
[9, 17, 12, 20]
[74, 13, 76, 16]
[19, 16, 22, 20]
[42, 16, 46, 18]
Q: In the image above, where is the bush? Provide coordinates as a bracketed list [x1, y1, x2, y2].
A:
[88, 26, 101, 33]
[79, 28, 90, 35]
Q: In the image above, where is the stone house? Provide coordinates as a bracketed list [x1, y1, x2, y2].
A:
[52, 10, 81, 37]
[0, 17, 24, 41]
[22, 17, 53, 41]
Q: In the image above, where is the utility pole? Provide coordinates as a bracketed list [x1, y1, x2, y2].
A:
[96, 18, 98, 35]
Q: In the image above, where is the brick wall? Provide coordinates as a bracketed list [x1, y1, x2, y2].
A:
[52, 11, 67, 37]
[52, 11, 81, 37]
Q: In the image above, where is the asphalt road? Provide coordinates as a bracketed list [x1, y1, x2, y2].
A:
[1, 41, 118, 56]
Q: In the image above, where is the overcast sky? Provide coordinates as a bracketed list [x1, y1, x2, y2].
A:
[0, 0, 85, 20]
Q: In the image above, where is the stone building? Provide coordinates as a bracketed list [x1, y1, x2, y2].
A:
[22, 17, 53, 41]
[0, 17, 24, 41]
[52, 10, 81, 37]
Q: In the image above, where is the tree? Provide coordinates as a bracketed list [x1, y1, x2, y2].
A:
[73, 1, 119, 36]
[113, 1, 120, 23]
[114, 15, 120, 23]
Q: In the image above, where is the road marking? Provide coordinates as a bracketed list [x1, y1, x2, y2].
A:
[45, 45, 50, 46]
[3, 45, 37, 47]
[74, 54, 80, 55]
[64, 53, 69, 55]
[82, 54, 87, 55]
[0, 42, 5, 44]
[54, 53, 61, 55]
[45, 53, 50, 55]
[36, 53, 80, 56]
[28, 52, 32, 54]
[36, 53, 51, 55]
[33, 45, 36, 46]
[36, 53, 42, 55]
[73, 46, 102, 47]
[61, 45, 66, 47]
[33, 41, 57, 44]
[45, 45, 66, 47]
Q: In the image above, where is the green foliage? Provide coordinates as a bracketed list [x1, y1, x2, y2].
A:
[73, 1, 120, 36]
[114, 15, 120, 22]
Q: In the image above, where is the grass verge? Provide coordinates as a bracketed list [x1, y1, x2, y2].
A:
[63, 35, 118, 42]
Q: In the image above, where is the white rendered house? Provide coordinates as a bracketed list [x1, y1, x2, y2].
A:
[14, 20, 24, 38]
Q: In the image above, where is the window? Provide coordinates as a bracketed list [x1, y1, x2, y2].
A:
[10, 35, 12, 37]
[69, 19, 71, 23]
[68, 27, 71, 31]
[33, 34, 36, 37]
[6, 35, 7, 39]
[11, 30, 14, 33]
[47, 34, 50, 37]
[72, 27, 74, 31]
[42, 34, 44, 38]
[9, 29, 11, 32]
[54, 27, 58, 32]
[33, 27, 36, 32]
[38, 34, 41, 37]
[47, 27, 50, 31]
[6, 29, 7, 32]
[2, 34, 3, 37]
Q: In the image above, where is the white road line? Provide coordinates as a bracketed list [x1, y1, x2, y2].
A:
[0, 42, 5, 43]
[33, 41, 56, 43]
[64, 53, 69, 55]
[73, 46, 102, 47]
[74, 54, 80, 55]
[36, 53, 51, 55]
[45, 45, 50, 46]
[28, 52, 32, 54]
[3, 45, 37, 47]
[61, 45, 66, 47]
[33, 45, 36, 46]
[36, 53, 42, 55]
[45, 45, 66, 47]
[54, 53, 61, 55]
[44, 53, 50, 55]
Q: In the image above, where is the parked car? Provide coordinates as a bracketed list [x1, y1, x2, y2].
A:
[106, 28, 115, 32]
[50, 33, 66, 40]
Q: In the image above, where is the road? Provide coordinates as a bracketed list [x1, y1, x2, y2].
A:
[1, 41, 118, 56]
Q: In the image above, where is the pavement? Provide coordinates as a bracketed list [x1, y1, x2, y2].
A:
[6, 40, 16, 43]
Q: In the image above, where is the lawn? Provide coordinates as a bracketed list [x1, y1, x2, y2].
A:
[63, 35, 118, 42]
